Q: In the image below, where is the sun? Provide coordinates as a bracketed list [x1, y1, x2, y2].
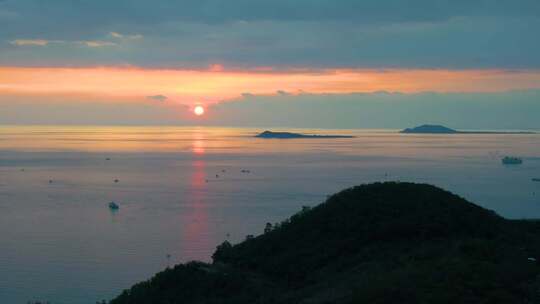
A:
[194, 105, 205, 116]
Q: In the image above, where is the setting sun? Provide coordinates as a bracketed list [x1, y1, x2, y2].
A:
[194, 105, 205, 116]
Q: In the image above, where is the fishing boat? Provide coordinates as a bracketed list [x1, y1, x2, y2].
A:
[109, 201, 119, 210]
[501, 156, 523, 165]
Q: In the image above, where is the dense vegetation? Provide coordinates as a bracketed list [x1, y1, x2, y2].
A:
[110, 182, 540, 303]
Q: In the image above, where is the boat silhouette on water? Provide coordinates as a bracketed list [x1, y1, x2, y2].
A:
[502, 156, 523, 165]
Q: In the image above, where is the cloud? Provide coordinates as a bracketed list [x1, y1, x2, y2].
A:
[109, 32, 123, 38]
[276, 90, 290, 96]
[1, 1, 539, 69]
[9, 38, 116, 48]
[0, 9, 18, 19]
[78, 40, 116, 47]
[146, 94, 168, 101]
[208, 90, 540, 130]
[3, 89, 540, 129]
[209, 64, 224, 72]
[3, 0, 538, 25]
[10, 39, 50, 46]
[109, 32, 143, 40]
[2, 67, 540, 106]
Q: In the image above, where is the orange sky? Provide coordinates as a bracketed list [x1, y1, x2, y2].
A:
[1, 67, 540, 105]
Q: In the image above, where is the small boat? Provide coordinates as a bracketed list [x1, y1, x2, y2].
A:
[108, 202, 119, 210]
[502, 156, 523, 165]
[533, 178, 540, 182]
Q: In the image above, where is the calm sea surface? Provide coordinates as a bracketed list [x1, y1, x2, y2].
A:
[1, 126, 539, 303]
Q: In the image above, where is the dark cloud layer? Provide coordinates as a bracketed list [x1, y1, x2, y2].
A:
[1, 0, 539, 68]
[2, 0, 539, 25]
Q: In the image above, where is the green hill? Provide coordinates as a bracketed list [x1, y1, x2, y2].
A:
[110, 182, 540, 304]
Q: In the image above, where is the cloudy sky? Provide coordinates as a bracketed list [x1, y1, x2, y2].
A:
[1, 0, 539, 128]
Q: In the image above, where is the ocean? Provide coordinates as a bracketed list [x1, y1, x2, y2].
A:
[1, 126, 539, 303]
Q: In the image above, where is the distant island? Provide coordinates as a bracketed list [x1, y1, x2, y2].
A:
[110, 182, 540, 304]
[401, 124, 458, 134]
[256, 130, 354, 138]
[401, 124, 535, 134]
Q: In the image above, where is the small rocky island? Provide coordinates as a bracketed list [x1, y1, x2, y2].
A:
[401, 124, 535, 134]
[401, 124, 458, 134]
[256, 130, 354, 139]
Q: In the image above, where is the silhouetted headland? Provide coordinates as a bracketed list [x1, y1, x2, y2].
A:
[110, 182, 540, 304]
[401, 124, 536, 134]
[256, 130, 354, 138]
